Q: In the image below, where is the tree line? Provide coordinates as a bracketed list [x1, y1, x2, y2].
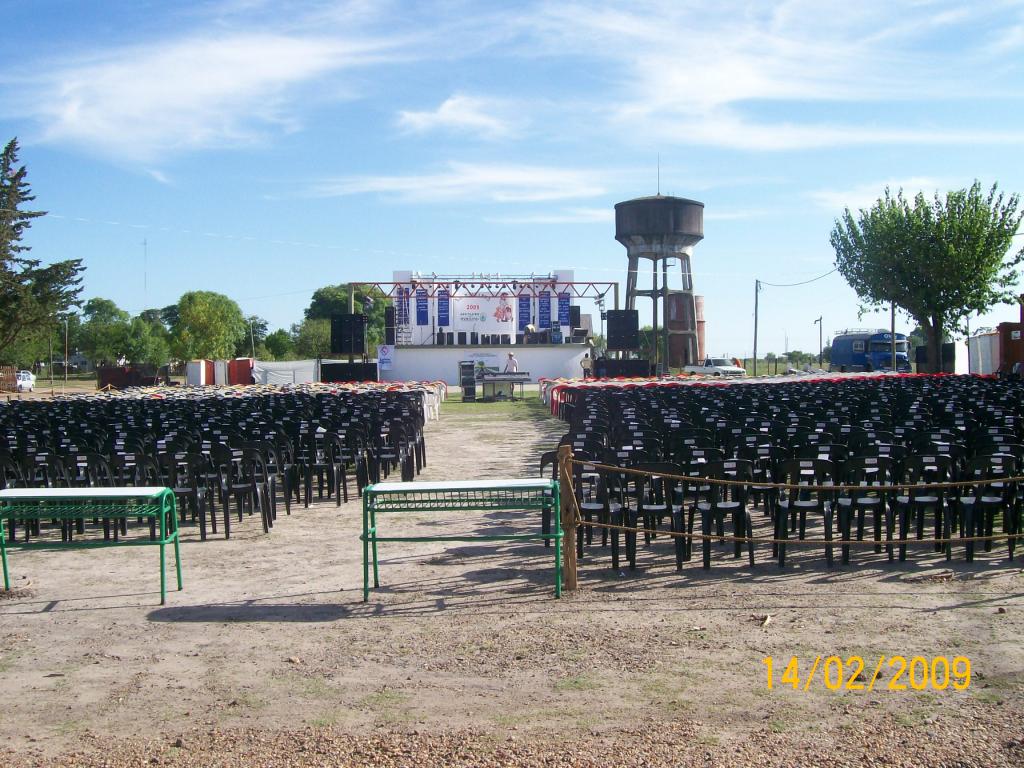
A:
[4, 285, 389, 369]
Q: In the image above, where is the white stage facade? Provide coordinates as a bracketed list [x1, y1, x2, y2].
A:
[352, 271, 616, 386]
[380, 344, 590, 385]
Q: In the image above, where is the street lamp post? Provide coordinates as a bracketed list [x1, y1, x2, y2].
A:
[814, 316, 822, 368]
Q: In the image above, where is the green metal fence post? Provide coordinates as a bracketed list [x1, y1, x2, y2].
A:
[0, 515, 9, 592]
[362, 491, 370, 602]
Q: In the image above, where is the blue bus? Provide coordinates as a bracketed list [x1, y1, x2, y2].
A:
[829, 329, 911, 372]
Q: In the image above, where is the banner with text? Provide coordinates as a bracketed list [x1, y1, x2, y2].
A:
[437, 289, 450, 327]
[557, 292, 570, 327]
[415, 288, 429, 326]
[538, 291, 551, 328]
[518, 294, 531, 331]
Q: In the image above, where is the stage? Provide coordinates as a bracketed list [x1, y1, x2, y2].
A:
[380, 344, 589, 386]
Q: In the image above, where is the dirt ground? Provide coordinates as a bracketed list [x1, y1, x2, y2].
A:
[2, 394, 1023, 767]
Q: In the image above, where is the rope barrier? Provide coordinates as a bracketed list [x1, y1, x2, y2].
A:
[575, 518, 1024, 548]
[569, 458, 1024, 493]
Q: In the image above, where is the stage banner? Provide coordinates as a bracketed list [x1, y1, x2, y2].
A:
[452, 295, 516, 335]
[557, 292, 570, 327]
[437, 289, 450, 327]
[518, 294, 531, 330]
[538, 291, 551, 328]
[415, 288, 429, 326]
[395, 287, 410, 325]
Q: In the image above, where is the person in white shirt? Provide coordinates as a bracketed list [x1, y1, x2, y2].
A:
[504, 352, 519, 399]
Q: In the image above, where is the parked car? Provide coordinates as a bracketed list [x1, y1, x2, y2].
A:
[683, 357, 747, 377]
[15, 370, 35, 392]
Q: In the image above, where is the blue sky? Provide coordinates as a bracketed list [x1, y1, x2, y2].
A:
[3, 0, 1023, 357]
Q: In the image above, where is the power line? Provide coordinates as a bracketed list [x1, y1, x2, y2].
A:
[758, 267, 837, 288]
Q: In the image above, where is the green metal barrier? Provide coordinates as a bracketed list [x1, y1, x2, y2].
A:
[0, 486, 183, 605]
[361, 478, 562, 601]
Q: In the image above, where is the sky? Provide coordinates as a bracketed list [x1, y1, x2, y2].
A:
[2, 0, 1024, 358]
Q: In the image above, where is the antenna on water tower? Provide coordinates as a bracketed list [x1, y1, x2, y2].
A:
[657, 154, 660, 195]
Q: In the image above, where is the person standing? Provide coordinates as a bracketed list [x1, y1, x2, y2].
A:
[580, 353, 593, 379]
[504, 352, 519, 399]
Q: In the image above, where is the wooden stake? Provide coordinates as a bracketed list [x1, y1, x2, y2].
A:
[557, 444, 578, 592]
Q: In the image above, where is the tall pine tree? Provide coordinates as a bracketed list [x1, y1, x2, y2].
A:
[0, 138, 84, 362]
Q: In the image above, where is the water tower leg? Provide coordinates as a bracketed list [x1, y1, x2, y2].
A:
[625, 255, 639, 310]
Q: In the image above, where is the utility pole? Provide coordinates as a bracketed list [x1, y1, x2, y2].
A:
[250, 319, 256, 358]
[64, 317, 68, 393]
[890, 302, 896, 372]
[814, 316, 822, 367]
[753, 282, 761, 378]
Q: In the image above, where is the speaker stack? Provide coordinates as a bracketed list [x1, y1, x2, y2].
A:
[384, 306, 396, 345]
[330, 314, 368, 355]
[606, 309, 640, 350]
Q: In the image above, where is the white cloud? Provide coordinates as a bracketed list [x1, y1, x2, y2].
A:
[8, 31, 395, 162]
[809, 176, 954, 212]
[397, 94, 516, 139]
[521, 0, 1024, 151]
[310, 161, 606, 203]
[146, 169, 172, 185]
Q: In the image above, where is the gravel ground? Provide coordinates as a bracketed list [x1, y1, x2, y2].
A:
[2, 395, 1023, 767]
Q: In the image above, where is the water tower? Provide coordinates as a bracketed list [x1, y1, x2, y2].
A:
[615, 195, 705, 367]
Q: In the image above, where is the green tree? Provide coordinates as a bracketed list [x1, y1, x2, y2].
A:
[305, 284, 386, 349]
[124, 315, 170, 366]
[0, 138, 84, 362]
[235, 315, 269, 357]
[171, 291, 246, 360]
[293, 318, 331, 358]
[80, 298, 131, 365]
[264, 328, 295, 360]
[832, 182, 1024, 373]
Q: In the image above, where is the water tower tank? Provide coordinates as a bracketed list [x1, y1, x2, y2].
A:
[615, 195, 704, 367]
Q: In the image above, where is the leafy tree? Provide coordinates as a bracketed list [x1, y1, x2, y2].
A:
[124, 315, 170, 366]
[0, 138, 84, 362]
[235, 315, 269, 357]
[171, 291, 246, 360]
[293, 318, 331, 358]
[832, 182, 1023, 373]
[80, 298, 131, 365]
[305, 284, 386, 349]
[264, 328, 295, 360]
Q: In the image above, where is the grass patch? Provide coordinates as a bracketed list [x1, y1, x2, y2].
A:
[769, 720, 787, 733]
[554, 674, 602, 692]
[360, 689, 410, 709]
[972, 689, 1004, 705]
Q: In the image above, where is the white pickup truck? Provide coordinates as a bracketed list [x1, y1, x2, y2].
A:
[683, 357, 746, 377]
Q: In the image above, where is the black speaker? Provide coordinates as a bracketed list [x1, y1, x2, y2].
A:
[481, 334, 490, 344]
[500, 334, 511, 345]
[457, 332, 467, 345]
[446, 332, 454, 345]
[470, 332, 479, 345]
[606, 310, 640, 350]
[516, 333, 525, 345]
[330, 314, 367, 355]
[321, 361, 379, 383]
[569, 305, 581, 328]
[437, 331, 446, 345]
[384, 306, 396, 345]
